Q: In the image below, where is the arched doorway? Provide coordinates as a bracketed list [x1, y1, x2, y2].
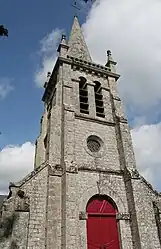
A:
[86, 195, 120, 249]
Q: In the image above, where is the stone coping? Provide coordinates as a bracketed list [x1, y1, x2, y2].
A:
[10, 161, 48, 188]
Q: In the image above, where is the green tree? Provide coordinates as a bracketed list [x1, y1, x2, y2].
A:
[0, 25, 8, 37]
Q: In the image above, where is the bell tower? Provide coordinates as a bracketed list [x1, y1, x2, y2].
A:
[1, 14, 161, 249]
[34, 15, 140, 249]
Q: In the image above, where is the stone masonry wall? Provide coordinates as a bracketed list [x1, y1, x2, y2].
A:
[46, 175, 62, 249]
[65, 171, 133, 249]
[74, 118, 120, 171]
[34, 107, 48, 169]
[20, 166, 48, 249]
[132, 179, 161, 249]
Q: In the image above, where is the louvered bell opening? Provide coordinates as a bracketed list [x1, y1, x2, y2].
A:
[79, 77, 89, 115]
[94, 82, 105, 118]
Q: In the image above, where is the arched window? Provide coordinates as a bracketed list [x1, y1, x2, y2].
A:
[94, 81, 105, 118]
[79, 77, 89, 115]
[86, 195, 120, 249]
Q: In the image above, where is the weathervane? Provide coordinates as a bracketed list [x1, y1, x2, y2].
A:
[71, 0, 80, 17]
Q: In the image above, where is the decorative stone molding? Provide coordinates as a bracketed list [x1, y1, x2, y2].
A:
[84, 134, 106, 158]
[78, 165, 123, 175]
[116, 213, 130, 220]
[112, 95, 121, 101]
[129, 168, 140, 179]
[116, 115, 128, 124]
[15, 191, 30, 212]
[79, 211, 88, 220]
[153, 201, 161, 214]
[75, 113, 115, 126]
[49, 164, 63, 176]
[17, 190, 25, 199]
[64, 104, 74, 112]
[60, 56, 120, 80]
[67, 162, 78, 173]
[101, 86, 110, 91]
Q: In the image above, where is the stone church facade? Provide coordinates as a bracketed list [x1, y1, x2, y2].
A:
[0, 16, 161, 249]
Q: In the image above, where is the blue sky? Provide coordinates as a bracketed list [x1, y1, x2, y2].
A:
[0, 0, 88, 149]
[1, 0, 161, 193]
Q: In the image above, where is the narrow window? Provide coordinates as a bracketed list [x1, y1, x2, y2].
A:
[44, 134, 48, 150]
[79, 77, 89, 114]
[153, 202, 161, 245]
[94, 81, 105, 118]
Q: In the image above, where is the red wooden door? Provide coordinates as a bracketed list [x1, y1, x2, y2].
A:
[87, 197, 120, 249]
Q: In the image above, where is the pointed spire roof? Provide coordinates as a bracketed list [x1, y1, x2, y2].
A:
[67, 16, 92, 62]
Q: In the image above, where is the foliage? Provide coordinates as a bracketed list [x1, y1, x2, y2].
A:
[82, 0, 93, 2]
[0, 213, 17, 242]
[0, 25, 8, 37]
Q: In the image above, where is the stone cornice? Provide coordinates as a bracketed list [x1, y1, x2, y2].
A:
[78, 167, 123, 175]
[42, 55, 120, 103]
[116, 213, 130, 220]
[61, 56, 120, 80]
[75, 113, 115, 126]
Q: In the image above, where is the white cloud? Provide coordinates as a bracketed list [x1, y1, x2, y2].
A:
[83, 0, 161, 121]
[35, 28, 63, 87]
[0, 78, 14, 99]
[0, 142, 35, 194]
[131, 123, 161, 190]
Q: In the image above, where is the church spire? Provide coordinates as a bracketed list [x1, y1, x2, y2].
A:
[67, 16, 92, 61]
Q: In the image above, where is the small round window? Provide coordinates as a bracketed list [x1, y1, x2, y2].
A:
[87, 136, 102, 153]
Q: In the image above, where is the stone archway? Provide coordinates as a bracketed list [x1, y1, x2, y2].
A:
[86, 195, 120, 249]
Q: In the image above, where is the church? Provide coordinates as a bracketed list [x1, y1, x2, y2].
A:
[0, 15, 161, 249]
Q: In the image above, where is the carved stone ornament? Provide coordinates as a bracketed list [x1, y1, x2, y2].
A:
[153, 201, 161, 214]
[15, 197, 30, 212]
[129, 168, 140, 179]
[15, 191, 30, 212]
[49, 164, 63, 176]
[79, 211, 88, 220]
[116, 115, 128, 124]
[17, 190, 25, 199]
[68, 162, 78, 173]
[116, 213, 130, 220]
